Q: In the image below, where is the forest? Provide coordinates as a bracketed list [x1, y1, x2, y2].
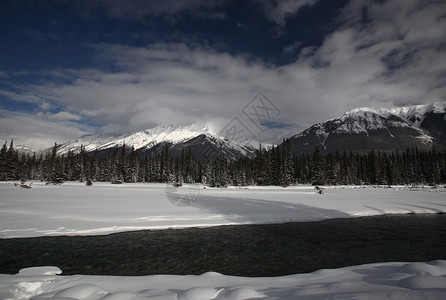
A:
[1, 139, 445, 187]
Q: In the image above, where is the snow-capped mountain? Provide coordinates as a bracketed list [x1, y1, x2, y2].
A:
[13, 145, 39, 155]
[57, 124, 257, 160]
[57, 102, 445, 159]
[58, 125, 207, 153]
[288, 102, 446, 154]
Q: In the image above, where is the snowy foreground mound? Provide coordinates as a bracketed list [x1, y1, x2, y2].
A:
[1, 261, 446, 300]
[1, 182, 446, 238]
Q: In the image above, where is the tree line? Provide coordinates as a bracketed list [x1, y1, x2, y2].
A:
[1, 139, 445, 186]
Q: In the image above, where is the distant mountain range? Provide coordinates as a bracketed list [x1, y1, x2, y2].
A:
[287, 102, 446, 154]
[52, 102, 446, 159]
[57, 124, 258, 160]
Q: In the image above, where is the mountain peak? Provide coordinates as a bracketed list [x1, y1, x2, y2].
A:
[56, 123, 258, 160]
[289, 101, 446, 154]
[340, 101, 446, 128]
[58, 124, 216, 154]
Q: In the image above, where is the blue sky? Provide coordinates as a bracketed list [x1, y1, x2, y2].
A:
[1, 0, 445, 149]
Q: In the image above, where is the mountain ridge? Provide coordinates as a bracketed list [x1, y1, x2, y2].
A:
[48, 101, 446, 159]
[57, 124, 258, 160]
[289, 101, 446, 154]
[57, 124, 215, 154]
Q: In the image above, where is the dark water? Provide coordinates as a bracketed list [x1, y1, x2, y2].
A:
[1, 214, 445, 277]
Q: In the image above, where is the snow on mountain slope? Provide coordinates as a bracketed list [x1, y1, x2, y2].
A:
[58, 102, 445, 157]
[58, 124, 216, 154]
[13, 145, 40, 155]
[171, 132, 257, 160]
[57, 124, 259, 160]
[340, 102, 446, 130]
[390, 101, 446, 127]
[290, 101, 446, 153]
[98, 125, 214, 150]
[330, 101, 446, 134]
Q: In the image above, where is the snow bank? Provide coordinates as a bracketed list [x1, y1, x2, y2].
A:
[2, 183, 445, 299]
[1, 182, 445, 238]
[1, 261, 445, 299]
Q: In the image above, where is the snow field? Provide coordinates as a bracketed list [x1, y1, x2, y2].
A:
[1, 182, 446, 299]
[0, 182, 445, 238]
[1, 261, 446, 299]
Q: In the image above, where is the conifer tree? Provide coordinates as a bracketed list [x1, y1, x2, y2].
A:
[110, 147, 120, 184]
[312, 147, 325, 185]
[91, 149, 99, 182]
[4, 140, 18, 180]
[270, 146, 281, 186]
[280, 139, 294, 187]
[254, 144, 268, 185]
[47, 143, 65, 184]
[126, 145, 139, 183]
[0, 141, 7, 180]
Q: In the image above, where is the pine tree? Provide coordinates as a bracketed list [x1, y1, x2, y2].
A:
[4, 140, 18, 180]
[254, 144, 269, 185]
[91, 149, 99, 182]
[429, 150, 441, 184]
[0, 141, 7, 180]
[280, 139, 293, 187]
[110, 147, 120, 184]
[47, 143, 65, 184]
[270, 146, 281, 186]
[126, 146, 139, 183]
[326, 153, 340, 185]
[201, 156, 213, 185]
[312, 147, 325, 185]
[119, 143, 127, 182]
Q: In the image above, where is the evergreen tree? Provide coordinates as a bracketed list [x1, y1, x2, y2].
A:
[2, 134, 446, 187]
[201, 156, 213, 185]
[280, 139, 293, 187]
[312, 147, 325, 185]
[119, 143, 127, 182]
[47, 143, 65, 184]
[4, 140, 18, 180]
[91, 149, 99, 182]
[110, 147, 120, 183]
[270, 146, 281, 186]
[125, 146, 139, 183]
[326, 152, 340, 185]
[254, 144, 269, 185]
[0, 141, 8, 181]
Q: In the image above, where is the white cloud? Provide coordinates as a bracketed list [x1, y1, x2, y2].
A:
[36, 111, 82, 122]
[0, 110, 93, 150]
[283, 41, 302, 54]
[39, 101, 51, 112]
[2, 0, 445, 148]
[0, 89, 41, 104]
[259, 0, 319, 25]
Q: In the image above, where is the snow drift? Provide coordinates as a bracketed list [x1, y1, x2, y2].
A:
[1, 261, 446, 299]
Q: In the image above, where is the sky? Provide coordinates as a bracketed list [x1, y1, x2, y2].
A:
[0, 0, 445, 149]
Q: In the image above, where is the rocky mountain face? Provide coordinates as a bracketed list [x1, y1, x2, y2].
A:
[57, 124, 257, 160]
[288, 102, 446, 154]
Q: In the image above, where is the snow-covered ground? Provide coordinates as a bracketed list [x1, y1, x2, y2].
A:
[0, 181, 445, 239]
[1, 261, 446, 299]
[1, 182, 446, 299]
